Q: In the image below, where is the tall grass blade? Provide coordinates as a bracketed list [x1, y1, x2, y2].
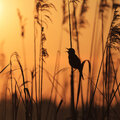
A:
[0, 64, 9, 74]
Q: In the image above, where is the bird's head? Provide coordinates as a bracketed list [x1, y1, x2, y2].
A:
[66, 48, 75, 55]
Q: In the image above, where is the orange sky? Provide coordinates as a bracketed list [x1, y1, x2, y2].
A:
[0, 0, 120, 106]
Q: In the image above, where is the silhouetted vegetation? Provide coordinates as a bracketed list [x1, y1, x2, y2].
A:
[0, 0, 120, 120]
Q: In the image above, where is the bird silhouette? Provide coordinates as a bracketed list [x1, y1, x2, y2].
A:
[66, 48, 84, 79]
[67, 48, 91, 110]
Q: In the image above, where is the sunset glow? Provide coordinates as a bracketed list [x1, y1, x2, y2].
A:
[0, 2, 3, 17]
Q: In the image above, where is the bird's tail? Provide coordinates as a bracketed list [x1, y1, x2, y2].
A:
[78, 64, 84, 80]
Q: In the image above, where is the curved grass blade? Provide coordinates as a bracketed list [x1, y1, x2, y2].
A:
[76, 60, 91, 110]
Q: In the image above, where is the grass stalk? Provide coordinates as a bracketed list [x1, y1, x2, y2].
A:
[10, 59, 14, 120]
[101, 7, 105, 120]
[110, 55, 120, 96]
[40, 29, 44, 120]
[4, 81, 8, 120]
[87, 4, 117, 117]
[14, 84, 17, 120]
[34, 19, 37, 105]
[104, 82, 120, 118]
[11, 53, 31, 120]
[68, 0, 72, 48]
[107, 47, 110, 120]
[87, 43, 107, 119]
[54, 99, 63, 120]
[31, 70, 34, 120]
[68, 0, 76, 119]
[38, 9, 42, 120]
[33, 6, 39, 119]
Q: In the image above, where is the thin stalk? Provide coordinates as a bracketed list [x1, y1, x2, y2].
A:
[31, 71, 33, 120]
[31, 72, 33, 103]
[68, 0, 72, 48]
[104, 82, 120, 119]
[110, 55, 120, 96]
[38, 10, 42, 120]
[81, 80, 84, 120]
[71, 69, 76, 119]
[10, 60, 14, 120]
[72, 4, 85, 118]
[68, 0, 76, 119]
[34, 16, 37, 104]
[4, 83, 8, 120]
[38, 33, 41, 102]
[40, 19, 43, 120]
[15, 54, 27, 119]
[14, 78, 25, 107]
[34, 4, 38, 119]
[87, 43, 107, 119]
[87, 2, 98, 109]
[15, 84, 17, 120]
[91, 76, 120, 119]
[40, 45, 43, 120]
[105, 46, 108, 102]
[101, 10, 105, 120]
[55, 99, 63, 120]
[107, 47, 110, 120]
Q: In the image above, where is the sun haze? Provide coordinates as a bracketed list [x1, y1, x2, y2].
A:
[0, 2, 3, 16]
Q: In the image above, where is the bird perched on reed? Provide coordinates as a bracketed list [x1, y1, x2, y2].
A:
[67, 48, 91, 109]
[66, 48, 84, 79]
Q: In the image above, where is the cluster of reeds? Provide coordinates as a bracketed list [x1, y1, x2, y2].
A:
[62, 0, 120, 120]
[0, 1, 56, 120]
[87, 0, 120, 120]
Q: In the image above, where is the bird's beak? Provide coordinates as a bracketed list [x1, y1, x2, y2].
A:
[66, 48, 69, 52]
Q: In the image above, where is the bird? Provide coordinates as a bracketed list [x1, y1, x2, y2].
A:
[66, 47, 84, 110]
[67, 48, 91, 110]
[66, 48, 84, 79]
